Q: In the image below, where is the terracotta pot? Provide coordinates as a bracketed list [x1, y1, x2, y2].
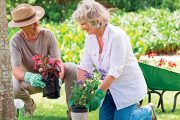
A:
[71, 106, 88, 120]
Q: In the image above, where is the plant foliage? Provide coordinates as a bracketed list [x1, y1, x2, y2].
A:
[69, 72, 102, 108]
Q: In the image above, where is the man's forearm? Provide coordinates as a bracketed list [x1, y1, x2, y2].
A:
[12, 67, 25, 81]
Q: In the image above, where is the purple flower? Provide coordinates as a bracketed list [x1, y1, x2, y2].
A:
[84, 72, 94, 79]
[76, 80, 83, 85]
[98, 68, 106, 80]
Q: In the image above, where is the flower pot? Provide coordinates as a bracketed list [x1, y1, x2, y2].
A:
[71, 106, 88, 120]
[42, 73, 60, 99]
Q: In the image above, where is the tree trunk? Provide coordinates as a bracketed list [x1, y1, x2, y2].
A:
[0, 0, 16, 119]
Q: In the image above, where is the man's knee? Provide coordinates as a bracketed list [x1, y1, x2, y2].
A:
[64, 62, 78, 82]
[64, 62, 78, 72]
[13, 83, 30, 101]
[13, 79, 41, 99]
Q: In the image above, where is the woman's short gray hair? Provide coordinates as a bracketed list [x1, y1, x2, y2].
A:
[72, 0, 109, 28]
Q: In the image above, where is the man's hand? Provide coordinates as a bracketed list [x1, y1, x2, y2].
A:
[24, 72, 46, 88]
[86, 89, 105, 112]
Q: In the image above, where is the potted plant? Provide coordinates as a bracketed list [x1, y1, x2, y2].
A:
[32, 54, 62, 99]
[69, 72, 102, 120]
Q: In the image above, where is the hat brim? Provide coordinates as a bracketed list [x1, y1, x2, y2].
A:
[8, 6, 45, 28]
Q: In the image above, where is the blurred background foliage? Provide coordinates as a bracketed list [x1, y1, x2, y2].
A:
[6, 0, 180, 22]
[7, 0, 180, 63]
[105, 0, 180, 11]
[6, 0, 79, 22]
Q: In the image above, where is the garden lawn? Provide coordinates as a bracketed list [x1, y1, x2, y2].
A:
[22, 61, 180, 120]
[27, 89, 180, 120]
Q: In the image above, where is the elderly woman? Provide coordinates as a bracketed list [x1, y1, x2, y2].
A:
[72, 0, 157, 120]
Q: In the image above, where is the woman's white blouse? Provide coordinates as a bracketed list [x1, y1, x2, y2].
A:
[78, 23, 147, 110]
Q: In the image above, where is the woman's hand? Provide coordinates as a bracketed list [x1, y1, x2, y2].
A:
[86, 89, 105, 112]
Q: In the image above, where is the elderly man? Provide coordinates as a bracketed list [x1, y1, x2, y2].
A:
[9, 4, 76, 118]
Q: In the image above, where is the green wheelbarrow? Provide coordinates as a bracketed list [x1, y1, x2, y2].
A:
[139, 62, 180, 112]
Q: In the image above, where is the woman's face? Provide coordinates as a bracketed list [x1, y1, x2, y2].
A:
[80, 22, 96, 35]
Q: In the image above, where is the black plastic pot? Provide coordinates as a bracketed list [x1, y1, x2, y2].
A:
[71, 106, 87, 113]
[42, 73, 60, 99]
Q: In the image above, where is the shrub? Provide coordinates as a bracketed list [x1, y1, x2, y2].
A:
[6, 0, 180, 22]
[110, 8, 180, 55]
[6, 0, 78, 22]
[105, 0, 180, 11]
[8, 8, 180, 63]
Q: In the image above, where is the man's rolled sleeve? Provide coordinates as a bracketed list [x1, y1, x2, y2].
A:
[49, 32, 61, 59]
[10, 39, 22, 68]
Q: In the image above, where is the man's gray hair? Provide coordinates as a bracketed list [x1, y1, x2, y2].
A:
[72, 0, 109, 28]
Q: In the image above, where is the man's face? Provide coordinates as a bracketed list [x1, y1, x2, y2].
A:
[21, 21, 40, 34]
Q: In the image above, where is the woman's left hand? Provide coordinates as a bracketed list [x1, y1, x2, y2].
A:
[86, 89, 105, 112]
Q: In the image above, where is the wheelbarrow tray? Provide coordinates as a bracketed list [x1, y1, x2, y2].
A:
[139, 62, 180, 91]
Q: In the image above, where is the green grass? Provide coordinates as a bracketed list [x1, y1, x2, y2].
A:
[19, 86, 180, 120]
[22, 85, 99, 120]
[146, 91, 180, 120]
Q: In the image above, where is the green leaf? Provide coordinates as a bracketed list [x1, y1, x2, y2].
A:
[69, 99, 74, 107]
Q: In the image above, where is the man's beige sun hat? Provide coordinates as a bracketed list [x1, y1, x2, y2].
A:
[8, 4, 45, 28]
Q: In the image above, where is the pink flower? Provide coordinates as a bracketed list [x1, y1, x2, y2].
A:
[32, 54, 62, 77]
[32, 54, 42, 61]
[54, 60, 62, 67]
[33, 64, 37, 70]
[48, 58, 54, 65]
[32, 54, 43, 70]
